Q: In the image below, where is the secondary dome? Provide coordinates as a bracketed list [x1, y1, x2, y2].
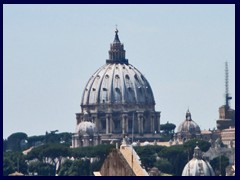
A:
[81, 29, 155, 109]
[174, 109, 201, 142]
[177, 109, 201, 134]
[182, 146, 215, 176]
[76, 121, 96, 136]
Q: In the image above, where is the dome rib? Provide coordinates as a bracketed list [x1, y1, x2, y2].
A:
[81, 65, 104, 106]
[97, 65, 110, 104]
[122, 67, 128, 104]
[87, 67, 102, 104]
[135, 66, 154, 104]
[110, 64, 115, 103]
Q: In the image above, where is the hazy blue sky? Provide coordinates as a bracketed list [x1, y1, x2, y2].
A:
[3, 4, 235, 139]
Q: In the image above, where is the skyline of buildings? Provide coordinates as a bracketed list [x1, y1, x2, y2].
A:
[3, 5, 235, 139]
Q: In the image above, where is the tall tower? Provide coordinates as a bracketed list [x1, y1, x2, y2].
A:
[216, 62, 235, 130]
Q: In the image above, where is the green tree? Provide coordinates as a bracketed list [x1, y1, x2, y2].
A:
[158, 145, 188, 176]
[27, 135, 45, 147]
[210, 155, 229, 176]
[3, 156, 15, 176]
[58, 159, 73, 176]
[58, 132, 72, 146]
[160, 122, 176, 135]
[3, 151, 28, 175]
[45, 132, 60, 144]
[28, 161, 55, 176]
[71, 144, 114, 159]
[154, 158, 173, 174]
[3, 139, 8, 152]
[27, 144, 114, 176]
[69, 144, 115, 174]
[183, 139, 211, 159]
[59, 159, 91, 176]
[26, 143, 70, 175]
[7, 132, 28, 151]
[134, 146, 157, 169]
[26, 132, 72, 148]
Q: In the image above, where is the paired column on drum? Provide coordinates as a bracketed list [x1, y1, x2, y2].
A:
[156, 113, 161, 133]
[137, 112, 143, 135]
[151, 114, 155, 133]
[122, 113, 128, 134]
[105, 113, 112, 134]
[91, 114, 97, 127]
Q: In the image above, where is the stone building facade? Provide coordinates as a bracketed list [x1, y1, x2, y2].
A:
[94, 137, 148, 176]
[221, 127, 235, 148]
[95, 149, 135, 176]
[216, 105, 235, 130]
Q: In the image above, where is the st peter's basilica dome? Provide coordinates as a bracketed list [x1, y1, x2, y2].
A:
[72, 29, 160, 147]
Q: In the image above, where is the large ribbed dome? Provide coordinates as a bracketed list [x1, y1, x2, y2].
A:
[81, 29, 155, 110]
[72, 29, 161, 148]
[81, 63, 155, 106]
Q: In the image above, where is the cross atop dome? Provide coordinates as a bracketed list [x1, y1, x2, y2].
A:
[186, 109, 192, 121]
[113, 28, 120, 43]
[193, 145, 202, 159]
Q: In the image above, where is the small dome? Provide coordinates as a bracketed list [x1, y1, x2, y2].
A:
[132, 142, 138, 146]
[76, 121, 96, 136]
[177, 110, 201, 134]
[182, 146, 215, 176]
[182, 159, 215, 176]
[143, 141, 150, 146]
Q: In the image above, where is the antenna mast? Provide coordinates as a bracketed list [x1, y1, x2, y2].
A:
[225, 62, 232, 108]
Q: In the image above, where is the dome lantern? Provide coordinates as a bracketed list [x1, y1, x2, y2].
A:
[186, 109, 192, 121]
[106, 29, 128, 64]
[193, 145, 202, 159]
